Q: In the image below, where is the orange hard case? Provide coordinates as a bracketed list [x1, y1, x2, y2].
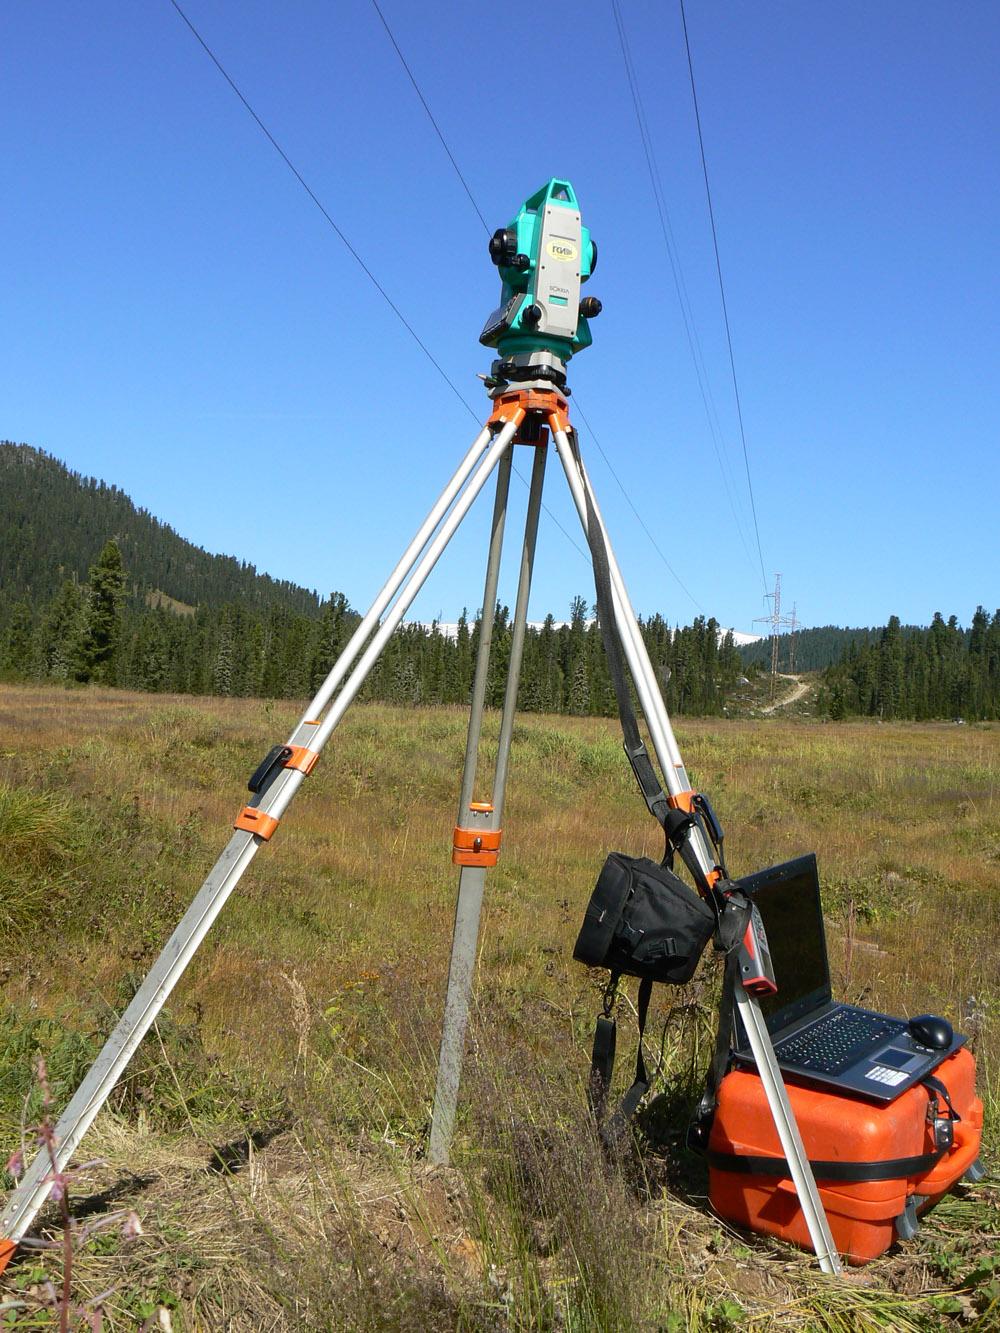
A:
[708, 1047, 982, 1264]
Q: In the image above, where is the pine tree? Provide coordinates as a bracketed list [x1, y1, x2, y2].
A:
[38, 580, 88, 681]
[874, 616, 904, 719]
[81, 539, 126, 683]
[567, 656, 590, 715]
[454, 610, 472, 704]
[212, 611, 236, 696]
[1, 602, 33, 677]
[310, 592, 352, 692]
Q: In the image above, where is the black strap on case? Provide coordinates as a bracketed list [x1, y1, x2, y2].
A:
[705, 1075, 958, 1180]
[706, 1147, 948, 1182]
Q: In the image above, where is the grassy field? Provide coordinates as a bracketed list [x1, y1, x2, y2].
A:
[0, 683, 997, 1330]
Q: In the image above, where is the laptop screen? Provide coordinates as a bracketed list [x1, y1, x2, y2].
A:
[734, 854, 832, 1035]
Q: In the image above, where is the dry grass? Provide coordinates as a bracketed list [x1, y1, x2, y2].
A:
[0, 684, 997, 1329]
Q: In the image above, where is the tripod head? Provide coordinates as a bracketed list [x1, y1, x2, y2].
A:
[480, 178, 601, 393]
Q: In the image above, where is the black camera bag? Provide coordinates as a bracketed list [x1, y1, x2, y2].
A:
[574, 852, 715, 985]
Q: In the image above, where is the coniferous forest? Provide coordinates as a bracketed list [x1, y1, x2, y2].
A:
[2, 442, 998, 719]
[0, 540, 744, 716]
[0, 443, 743, 715]
[816, 611, 1000, 721]
[739, 625, 882, 673]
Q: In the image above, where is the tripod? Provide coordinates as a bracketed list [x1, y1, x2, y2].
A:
[0, 382, 842, 1275]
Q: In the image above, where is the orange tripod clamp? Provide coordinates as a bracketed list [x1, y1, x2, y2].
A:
[234, 742, 321, 841]
[452, 800, 502, 867]
[234, 806, 280, 840]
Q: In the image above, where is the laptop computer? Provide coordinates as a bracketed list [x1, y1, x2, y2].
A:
[730, 854, 964, 1103]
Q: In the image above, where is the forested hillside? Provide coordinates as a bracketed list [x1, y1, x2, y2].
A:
[818, 610, 1000, 720]
[739, 624, 888, 672]
[0, 442, 747, 713]
[4, 441, 996, 720]
[0, 540, 745, 715]
[0, 442, 320, 613]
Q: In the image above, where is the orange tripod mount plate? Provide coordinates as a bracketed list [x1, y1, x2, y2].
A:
[488, 387, 570, 441]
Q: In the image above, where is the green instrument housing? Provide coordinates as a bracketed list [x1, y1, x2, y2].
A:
[480, 178, 598, 368]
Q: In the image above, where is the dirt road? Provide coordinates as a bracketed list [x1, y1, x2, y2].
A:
[760, 673, 810, 714]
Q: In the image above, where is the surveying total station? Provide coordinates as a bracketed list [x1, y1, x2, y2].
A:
[479, 178, 600, 391]
[0, 180, 843, 1276]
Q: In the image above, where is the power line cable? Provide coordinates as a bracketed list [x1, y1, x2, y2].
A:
[611, 0, 755, 569]
[369, 0, 707, 611]
[678, 0, 769, 594]
[166, 0, 591, 562]
[167, 0, 472, 422]
[609, 0, 758, 575]
[611, 0, 738, 502]
[369, 0, 490, 235]
[572, 402, 704, 612]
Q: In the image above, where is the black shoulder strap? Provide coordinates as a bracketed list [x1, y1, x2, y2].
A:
[587, 977, 619, 1123]
[582, 468, 689, 858]
[583, 471, 711, 887]
[601, 976, 654, 1147]
[588, 976, 656, 1148]
[580, 438, 726, 1143]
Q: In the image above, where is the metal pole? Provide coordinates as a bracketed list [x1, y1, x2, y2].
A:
[429, 443, 547, 1163]
[296, 424, 495, 727]
[457, 452, 513, 818]
[428, 459, 510, 1165]
[736, 992, 842, 1274]
[492, 444, 546, 822]
[0, 419, 517, 1254]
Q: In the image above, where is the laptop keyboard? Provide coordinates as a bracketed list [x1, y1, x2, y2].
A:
[774, 1008, 907, 1075]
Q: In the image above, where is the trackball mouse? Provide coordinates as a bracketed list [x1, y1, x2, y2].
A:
[907, 1014, 954, 1050]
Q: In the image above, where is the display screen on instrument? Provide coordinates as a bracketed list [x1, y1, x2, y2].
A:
[479, 294, 522, 343]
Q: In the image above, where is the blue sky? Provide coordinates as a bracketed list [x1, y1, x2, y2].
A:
[4, 2, 998, 634]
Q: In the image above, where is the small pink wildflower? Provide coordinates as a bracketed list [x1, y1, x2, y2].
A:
[6, 1147, 24, 1178]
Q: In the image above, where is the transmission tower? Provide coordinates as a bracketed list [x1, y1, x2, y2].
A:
[753, 574, 795, 700]
[787, 602, 800, 674]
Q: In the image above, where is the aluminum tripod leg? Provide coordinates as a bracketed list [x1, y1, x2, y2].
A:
[298, 424, 496, 728]
[551, 430, 713, 877]
[491, 444, 547, 825]
[0, 417, 520, 1257]
[551, 428, 842, 1275]
[456, 450, 514, 820]
[736, 990, 841, 1274]
[429, 443, 547, 1163]
[428, 456, 509, 1164]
